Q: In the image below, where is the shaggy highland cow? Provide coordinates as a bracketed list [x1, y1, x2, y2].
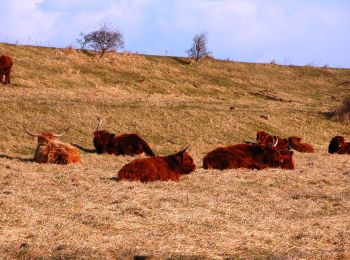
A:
[118, 146, 195, 182]
[288, 136, 314, 153]
[24, 127, 82, 164]
[328, 136, 350, 154]
[256, 130, 289, 149]
[93, 117, 154, 156]
[203, 138, 294, 170]
[0, 55, 13, 84]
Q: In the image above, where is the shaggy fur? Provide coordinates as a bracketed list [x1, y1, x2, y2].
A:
[328, 136, 350, 154]
[288, 136, 314, 153]
[31, 133, 82, 164]
[0, 55, 13, 84]
[203, 143, 294, 170]
[256, 131, 289, 149]
[118, 150, 195, 182]
[93, 131, 155, 156]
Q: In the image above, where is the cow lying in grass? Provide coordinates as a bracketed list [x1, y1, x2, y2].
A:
[24, 127, 82, 164]
[0, 55, 13, 84]
[93, 117, 155, 156]
[256, 130, 289, 149]
[328, 136, 350, 154]
[257, 130, 314, 153]
[203, 139, 294, 170]
[288, 136, 314, 153]
[117, 146, 195, 182]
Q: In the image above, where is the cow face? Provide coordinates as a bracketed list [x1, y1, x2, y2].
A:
[173, 149, 196, 174]
[264, 146, 294, 169]
[278, 149, 294, 169]
[37, 133, 60, 145]
[93, 130, 116, 154]
[256, 131, 270, 145]
[328, 136, 345, 154]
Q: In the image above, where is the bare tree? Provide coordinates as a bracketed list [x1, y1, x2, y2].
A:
[77, 24, 125, 58]
[186, 32, 211, 61]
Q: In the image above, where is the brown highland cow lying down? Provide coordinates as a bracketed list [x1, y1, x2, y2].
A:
[93, 117, 155, 156]
[256, 130, 314, 153]
[117, 146, 195, 182]
[24, 127, 82, 164]
[203, 138, 294, 170]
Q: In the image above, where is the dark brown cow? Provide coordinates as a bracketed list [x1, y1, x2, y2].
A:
[0, 55, 13, 84]
[93, 117, 155, 156]
[117, 146, 196, 182]
[24, 127, 82, 164]
[288, 136, 314, 153]
[256, 131, 289, 149]
[328, 136, 350, 154]
[203, 140, 294, 170]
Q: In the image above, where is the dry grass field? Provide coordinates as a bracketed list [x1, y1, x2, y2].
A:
[0, 43, 350, 259]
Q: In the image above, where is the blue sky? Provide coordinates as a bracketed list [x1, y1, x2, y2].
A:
[1, 0, 349, 67]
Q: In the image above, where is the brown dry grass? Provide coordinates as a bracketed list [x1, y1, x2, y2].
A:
[0, 43, 350, 259]
[333, 95, 350, 124]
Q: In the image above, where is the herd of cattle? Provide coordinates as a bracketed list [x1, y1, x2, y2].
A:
[1, 54, 349, 182]
[21, 117, 350, 182]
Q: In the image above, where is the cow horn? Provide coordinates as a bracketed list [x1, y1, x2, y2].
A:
[52, 128, 70, 137]
[273, 136, 279, 147]
[23, 126, 41, 137]
[176, 144, 190, 155]
[96, 117, 102, 131]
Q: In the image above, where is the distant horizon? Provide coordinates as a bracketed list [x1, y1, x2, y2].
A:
[2, 41, 347, 70]
[1, 0, 349, 68]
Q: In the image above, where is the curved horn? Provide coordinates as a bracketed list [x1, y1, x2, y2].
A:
[96, 117, 102, 131]
[52, 128, 70, 137]
[23, 126, 40, 137]
[273, 136, 279, 147]
[176, 144, 190, 155]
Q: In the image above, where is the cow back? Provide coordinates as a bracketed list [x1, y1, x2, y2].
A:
[118, 157, 180, 182]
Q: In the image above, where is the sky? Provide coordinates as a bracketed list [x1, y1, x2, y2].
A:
[1, 0, 350, 67]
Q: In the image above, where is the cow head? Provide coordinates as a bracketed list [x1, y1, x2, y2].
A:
[256, 131, 271, 146]
[93, 117, 116, 154]
[172, 145, 196, 174]
[328, 136, 345, 154]
[23, 126, 68, 145]
[263, 137, 294, 169]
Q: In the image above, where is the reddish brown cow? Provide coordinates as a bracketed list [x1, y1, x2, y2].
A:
[0, 55, 13, 84]
[328, 136, 350, 154]
[117, 147, 196, 182]
[93, 117, 155, 156]
[203, 140, 294, 170]
[24, 127, 82, 164]
[288, 136, 314, 153]
[256, 131, 289, 149]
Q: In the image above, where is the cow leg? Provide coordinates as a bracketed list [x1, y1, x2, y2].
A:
[0, 74, 3, 84]
[5, 73, 10, 84]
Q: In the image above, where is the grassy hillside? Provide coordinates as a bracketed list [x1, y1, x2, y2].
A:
[0, 43, 350, 259]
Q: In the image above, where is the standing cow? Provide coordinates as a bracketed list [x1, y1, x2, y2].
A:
[93, 117, 155, 156]
[118, 146, 196, 182]
[0, 55, 13, 84]
[24, 126, 82, 164]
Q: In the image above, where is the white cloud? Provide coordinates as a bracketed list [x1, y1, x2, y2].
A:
[0, 0, 348, 66]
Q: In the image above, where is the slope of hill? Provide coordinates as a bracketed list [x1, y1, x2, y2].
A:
[0, 43, 349, 259]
